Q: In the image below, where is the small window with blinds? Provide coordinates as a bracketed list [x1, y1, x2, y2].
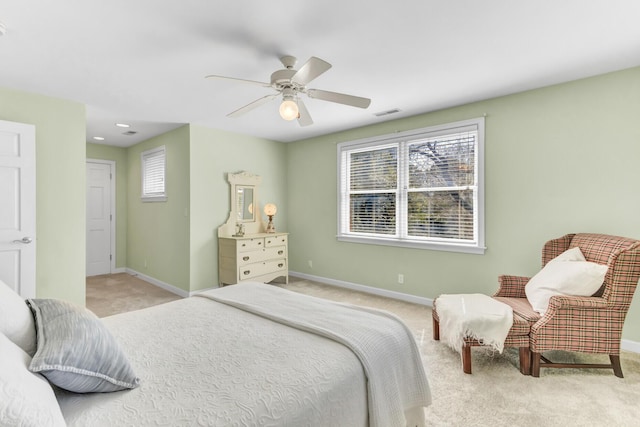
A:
[337, 118, 485, 254]
[141, 145, 167, 202]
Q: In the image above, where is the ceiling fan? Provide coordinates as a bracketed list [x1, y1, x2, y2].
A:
[205, 56, 371, 127]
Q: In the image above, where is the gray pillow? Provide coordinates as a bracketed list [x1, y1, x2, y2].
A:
[26, 298, 140, 393]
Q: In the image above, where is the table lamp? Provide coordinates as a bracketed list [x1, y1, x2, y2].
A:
[264, 203, 277, 233]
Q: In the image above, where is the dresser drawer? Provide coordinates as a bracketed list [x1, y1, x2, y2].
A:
[237, 238, 264, 252]
[265, 235, 287, 247]
[264, 246, 286, 259]
[239, 259, 287, 280]
[237, 246, 285, 266]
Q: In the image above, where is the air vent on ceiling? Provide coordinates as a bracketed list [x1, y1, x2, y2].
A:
[122, 131, 138, 136]
[374, 108, 401, 117]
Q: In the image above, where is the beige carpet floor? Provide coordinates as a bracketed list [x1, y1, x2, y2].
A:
[86, 274, 640, 426]
[86, 273, 181, 317]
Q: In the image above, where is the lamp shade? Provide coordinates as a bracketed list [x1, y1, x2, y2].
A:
[279, 100, 298, 121]
[264, 203, 277, 216]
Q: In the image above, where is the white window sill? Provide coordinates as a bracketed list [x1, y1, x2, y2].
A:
[337, 235, 486, 254]
[141, 196, 167, 203]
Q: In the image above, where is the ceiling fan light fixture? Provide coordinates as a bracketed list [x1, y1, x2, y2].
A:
[207, 55, 370, 125]
[279, 98, 299, 121]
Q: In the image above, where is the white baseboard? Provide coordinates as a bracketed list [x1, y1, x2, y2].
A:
[622, 339, 640, 354]
[288, 271, 640, 354]
[289, 271, 434, 307]
[112, 267, 127, 274]
[125, 269, 218, 297]
[125, 269, 191, 298]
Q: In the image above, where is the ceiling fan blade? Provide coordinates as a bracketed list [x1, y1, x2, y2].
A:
[291, 57, 332, 86]
[306, 89, 371, 109]
[296, 99, 313, 127]
[205, 74, 271, 88]
[227, 94, 279, 118]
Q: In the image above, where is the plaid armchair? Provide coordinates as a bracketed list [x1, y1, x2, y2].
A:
[495, 233, 640, 377]
[525, 233, 640, 377]
[433, 233, 640, 377]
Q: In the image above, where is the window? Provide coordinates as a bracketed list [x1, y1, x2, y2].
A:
[141, 146, 167, 202]
[337, 118, 484, 254]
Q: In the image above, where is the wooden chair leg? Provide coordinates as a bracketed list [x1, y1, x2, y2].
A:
[462, 344, 472, 374]
[531, 352, 541, 377]
[519, 347, 531, 375]
[610, 355, 623, 378]
[432, 317, 440, 341]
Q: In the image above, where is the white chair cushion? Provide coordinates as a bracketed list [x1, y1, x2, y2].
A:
[525, 247, 608, 315]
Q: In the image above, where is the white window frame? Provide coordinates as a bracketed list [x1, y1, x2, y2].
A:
[337, 118, 485, 254]
[141, 145, 167, 202]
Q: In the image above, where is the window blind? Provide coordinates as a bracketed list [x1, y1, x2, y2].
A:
[406, 130, 477, 241]
[141, 146, 166, 200]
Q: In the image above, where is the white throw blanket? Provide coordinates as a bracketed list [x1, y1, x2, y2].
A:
[437, 294, 513, 353]
[199, 283, 432, 427]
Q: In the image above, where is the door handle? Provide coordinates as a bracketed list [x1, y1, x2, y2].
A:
[13, 237, 33, 244]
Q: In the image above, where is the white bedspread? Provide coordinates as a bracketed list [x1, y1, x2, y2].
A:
[437, 293, 513, 353]
[201, 283, 432, 427]
[57, 289, 369, 426]
[56, 283, 430, 427]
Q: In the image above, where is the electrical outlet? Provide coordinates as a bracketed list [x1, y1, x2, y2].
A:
[308, 260, 313, 268]
[398, 274, 404, 284]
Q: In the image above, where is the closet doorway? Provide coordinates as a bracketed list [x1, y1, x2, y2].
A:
[86, 160, 115, 276]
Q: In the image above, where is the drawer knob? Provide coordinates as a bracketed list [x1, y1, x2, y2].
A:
[278, 250, 283, 255]
[278, 263, 284, 268]
[243, 256, 250, 261]
[243, 270, 251, 276]
[258, 242, 262, 245]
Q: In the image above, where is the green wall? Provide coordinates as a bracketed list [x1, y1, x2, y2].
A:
[189, 125, 288, 291]
[126, 125, 191, 291]
[116, 124, 287, 293]
[286, 66, 640, 342]
[86, 143, 128, 269]
[0, 86, 86, 305]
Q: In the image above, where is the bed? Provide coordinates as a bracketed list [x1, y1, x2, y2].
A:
[0, 280, 431, 427]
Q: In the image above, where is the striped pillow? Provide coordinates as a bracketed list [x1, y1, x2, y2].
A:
[26, 298, 140, 393]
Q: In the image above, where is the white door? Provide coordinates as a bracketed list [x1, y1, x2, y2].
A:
[0, 120, 36, 298]
[86, 161, 114, 276]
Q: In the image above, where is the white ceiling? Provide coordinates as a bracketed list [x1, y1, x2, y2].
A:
[1, 1, 640, 147]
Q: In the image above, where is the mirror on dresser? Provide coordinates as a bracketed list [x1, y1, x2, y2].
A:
[217, 172, 288, 286]
[236, 186, 254, 222]
[218, 171, 262, 237]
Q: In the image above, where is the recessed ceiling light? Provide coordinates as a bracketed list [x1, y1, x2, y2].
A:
[115, 123, 130, 128]
[93, 136, 105, 141]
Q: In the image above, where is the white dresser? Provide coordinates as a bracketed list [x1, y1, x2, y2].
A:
[218, 232, 288, 285]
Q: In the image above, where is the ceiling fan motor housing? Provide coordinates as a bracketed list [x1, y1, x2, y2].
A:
[271, 69, 299, 91]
